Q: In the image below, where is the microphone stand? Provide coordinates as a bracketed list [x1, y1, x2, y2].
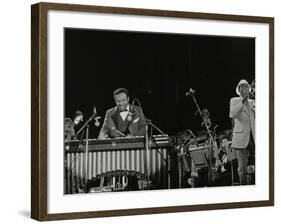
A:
[72, 111, 97, 193]
[134, 98, 171, 189]
[83, 124, 90, 193]
[145, 118, 171, 189]
[188, 93, 215, 185]
[73, 112, 96, 140]
[144, 122, 150, 190]
[66, 129, 85, 193]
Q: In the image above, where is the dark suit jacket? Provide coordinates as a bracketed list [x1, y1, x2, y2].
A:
[98, 105, 146, 139]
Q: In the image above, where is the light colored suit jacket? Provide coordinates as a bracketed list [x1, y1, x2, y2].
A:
[229, 97, 255, 148]
[98, 105, 146, 139]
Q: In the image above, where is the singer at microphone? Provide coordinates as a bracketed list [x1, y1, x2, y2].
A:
[98, 88, 146, 139]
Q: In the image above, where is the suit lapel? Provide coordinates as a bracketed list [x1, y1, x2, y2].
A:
[110, 105, 138, 134]
[111, 107, 119, 129]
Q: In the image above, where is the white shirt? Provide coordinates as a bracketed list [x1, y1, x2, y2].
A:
[120, 105, 129, 121]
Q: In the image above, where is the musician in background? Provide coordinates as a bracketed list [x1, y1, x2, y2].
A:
[229, 79, 255, 185]
[64, 110, 84, 141]
[64, 118, 75, 141]
[98, 88, 146, 139]
[201, 109, 212, 129]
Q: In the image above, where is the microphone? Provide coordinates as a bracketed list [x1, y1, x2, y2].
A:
[185, 88, 195, 96]
[93, 107, 97, 116]
[94, 116, 101, 127]
[92, 107, 101, 127]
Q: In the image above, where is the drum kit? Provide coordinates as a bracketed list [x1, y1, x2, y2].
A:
[172, 125, 236, 188]
[173, 86, 239, 188]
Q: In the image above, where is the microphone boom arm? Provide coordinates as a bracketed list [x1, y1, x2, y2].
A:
[73, 109, 97, 139]
[187, 89, 216, 184]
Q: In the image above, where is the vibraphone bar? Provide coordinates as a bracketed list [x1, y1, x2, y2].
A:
[64, 135, 172, 194]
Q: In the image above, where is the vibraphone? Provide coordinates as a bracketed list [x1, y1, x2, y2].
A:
[65, 135, 172, 194]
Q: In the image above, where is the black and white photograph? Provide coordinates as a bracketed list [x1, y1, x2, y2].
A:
[63, 28, 256, 194]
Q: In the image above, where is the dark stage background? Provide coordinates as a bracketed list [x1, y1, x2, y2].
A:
[64, 28, 255, 138]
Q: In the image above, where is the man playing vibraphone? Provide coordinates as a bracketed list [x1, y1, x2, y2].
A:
[97, 88, 147, 191]
[98, 88, 146, 139]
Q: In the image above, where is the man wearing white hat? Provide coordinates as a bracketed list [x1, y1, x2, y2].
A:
[229, 79, 255, 185]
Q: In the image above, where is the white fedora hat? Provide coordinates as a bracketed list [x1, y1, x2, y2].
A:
[236, 79, 251, 96]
